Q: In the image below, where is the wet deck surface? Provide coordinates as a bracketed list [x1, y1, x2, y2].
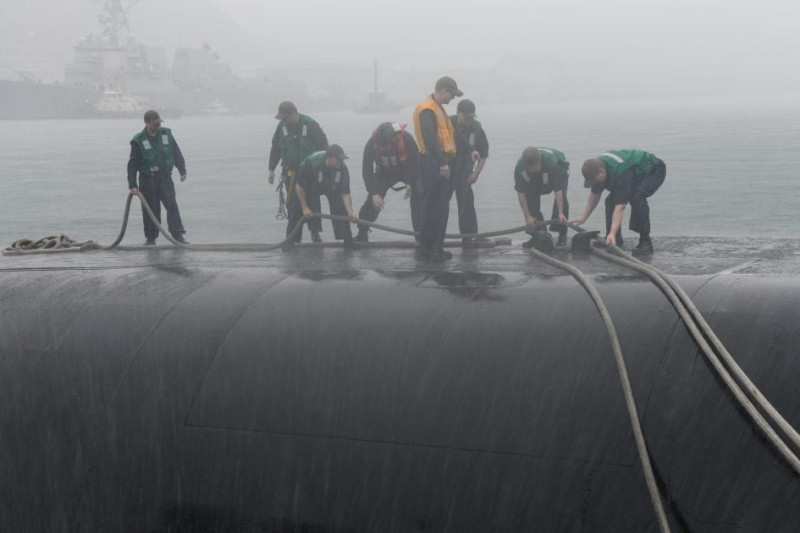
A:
[4, 236, 800, 277]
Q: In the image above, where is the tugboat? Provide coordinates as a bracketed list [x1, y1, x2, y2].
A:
[354, 59, 404, 114]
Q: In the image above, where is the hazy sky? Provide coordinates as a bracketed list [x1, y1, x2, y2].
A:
[217, 0, 800, 96]
[213, 0, 800, 71]
[1, 0, 798, 95]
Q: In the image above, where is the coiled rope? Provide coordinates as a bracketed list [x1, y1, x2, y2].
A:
[5, 234, 101, 253]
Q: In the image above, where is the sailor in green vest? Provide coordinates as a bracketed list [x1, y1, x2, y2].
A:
[449, 99, 489, 245]
[514, 147, 570, 248]
[267, 101, 329, 243]
[127, 109, 188, 245]
[294, 145, 356, 247]
[572, 150, 666, 256]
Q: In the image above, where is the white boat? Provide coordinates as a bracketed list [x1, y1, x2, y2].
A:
[199, 100, 233, 116]
[94, 89, 146, 118]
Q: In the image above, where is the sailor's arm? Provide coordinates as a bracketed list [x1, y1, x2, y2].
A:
[571, 191, 602, 226]
[517, 192, 538, 228]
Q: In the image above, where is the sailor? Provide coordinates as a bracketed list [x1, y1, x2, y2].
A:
[127, 109, 189, 245]
[449, 99, 489, 245]
[354, 122, 421, 243]
[572, 149, 666, 256]
[294, 145, 356, 246]
[514, 146, 570, 248]
[267, 101, 329, 243]
[412, 76, 463, 261]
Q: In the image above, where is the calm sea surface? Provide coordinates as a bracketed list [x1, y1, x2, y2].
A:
[1, 93, 798, 248]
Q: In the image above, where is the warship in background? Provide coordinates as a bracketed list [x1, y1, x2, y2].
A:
[0, 0, 277, 119]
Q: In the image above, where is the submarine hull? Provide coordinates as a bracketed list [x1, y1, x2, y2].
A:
[1, 247, 799, 531]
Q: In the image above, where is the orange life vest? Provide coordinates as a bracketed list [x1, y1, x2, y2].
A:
[412, 96, 456, 156]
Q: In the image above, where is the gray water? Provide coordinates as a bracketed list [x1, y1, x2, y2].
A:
[1, 93, 798, 248]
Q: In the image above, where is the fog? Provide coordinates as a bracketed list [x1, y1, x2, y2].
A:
[1, 0, 799, 100]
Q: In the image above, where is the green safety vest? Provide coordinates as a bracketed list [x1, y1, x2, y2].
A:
[131, 127, 175, 176]
[518, 147, 569, 193]
[302, 151, 343, 194]
[598, 150, 659, 181]
[278, 114, 320, 170]
[449, 116, 485, 180]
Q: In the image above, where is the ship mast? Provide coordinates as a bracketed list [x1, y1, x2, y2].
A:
[98, 0, 142, 46]
[373, 58, 378, 100]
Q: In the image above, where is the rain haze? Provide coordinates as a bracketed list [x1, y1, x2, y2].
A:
[2, 0, 800, 241]
[4, 2, 800, 531]
[1, 0, 799, 99]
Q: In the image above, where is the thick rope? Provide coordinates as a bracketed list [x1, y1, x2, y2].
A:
[605, 245, 800, 455]
[5, 234, 101, 253]
[574, 230, 800, 474]
[528, 246, 672, 533]
[4, 193, 546, 255]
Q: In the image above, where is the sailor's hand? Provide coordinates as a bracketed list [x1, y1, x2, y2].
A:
[403, 185, 412, 199]
[302, 206, 313, 218]
[348, 213, 358, 223]
[180, 174, 187, 182]
[129, 188, 139, 195]
[268, 170, 275, 185]
[525, 215, 537, 228]
[606, 233, 617, 246]
[470, 150, 480, 162]
[569, 216, 587, 226]
[371, 194, 384, 211]
[558, 213, 568, 224]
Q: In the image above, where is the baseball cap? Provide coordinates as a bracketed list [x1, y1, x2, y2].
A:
[582, 158, 603, 188]
[274, 101, 298, 120]
[326, 144, 348, 161]
[522, 147, 541, 165]
[143, 109, 162, 123]
[373, 122, 394, 145]
[435, 76, 463, 97]
[457, 99, 476, 116]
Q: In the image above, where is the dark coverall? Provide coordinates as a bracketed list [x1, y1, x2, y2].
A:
[297, 158, 353, 243]
[513, 155, 570, 239]
[593, 161, 666, 239]
[358, 130, 421, 238]
[416, 108, 452, 253]
[449, 118, 489, 235]
[127, 136, 187, 242]
[268, 118, 328, 242]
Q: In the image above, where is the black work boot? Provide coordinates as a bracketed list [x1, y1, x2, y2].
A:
[354, 229, 369, 243]
[632, 237, 653, 257]
[523, 232, 554, 252]
[311, 230, 322, 243]
[556, 232, 568, 247]
[429, 249, 452, 262]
